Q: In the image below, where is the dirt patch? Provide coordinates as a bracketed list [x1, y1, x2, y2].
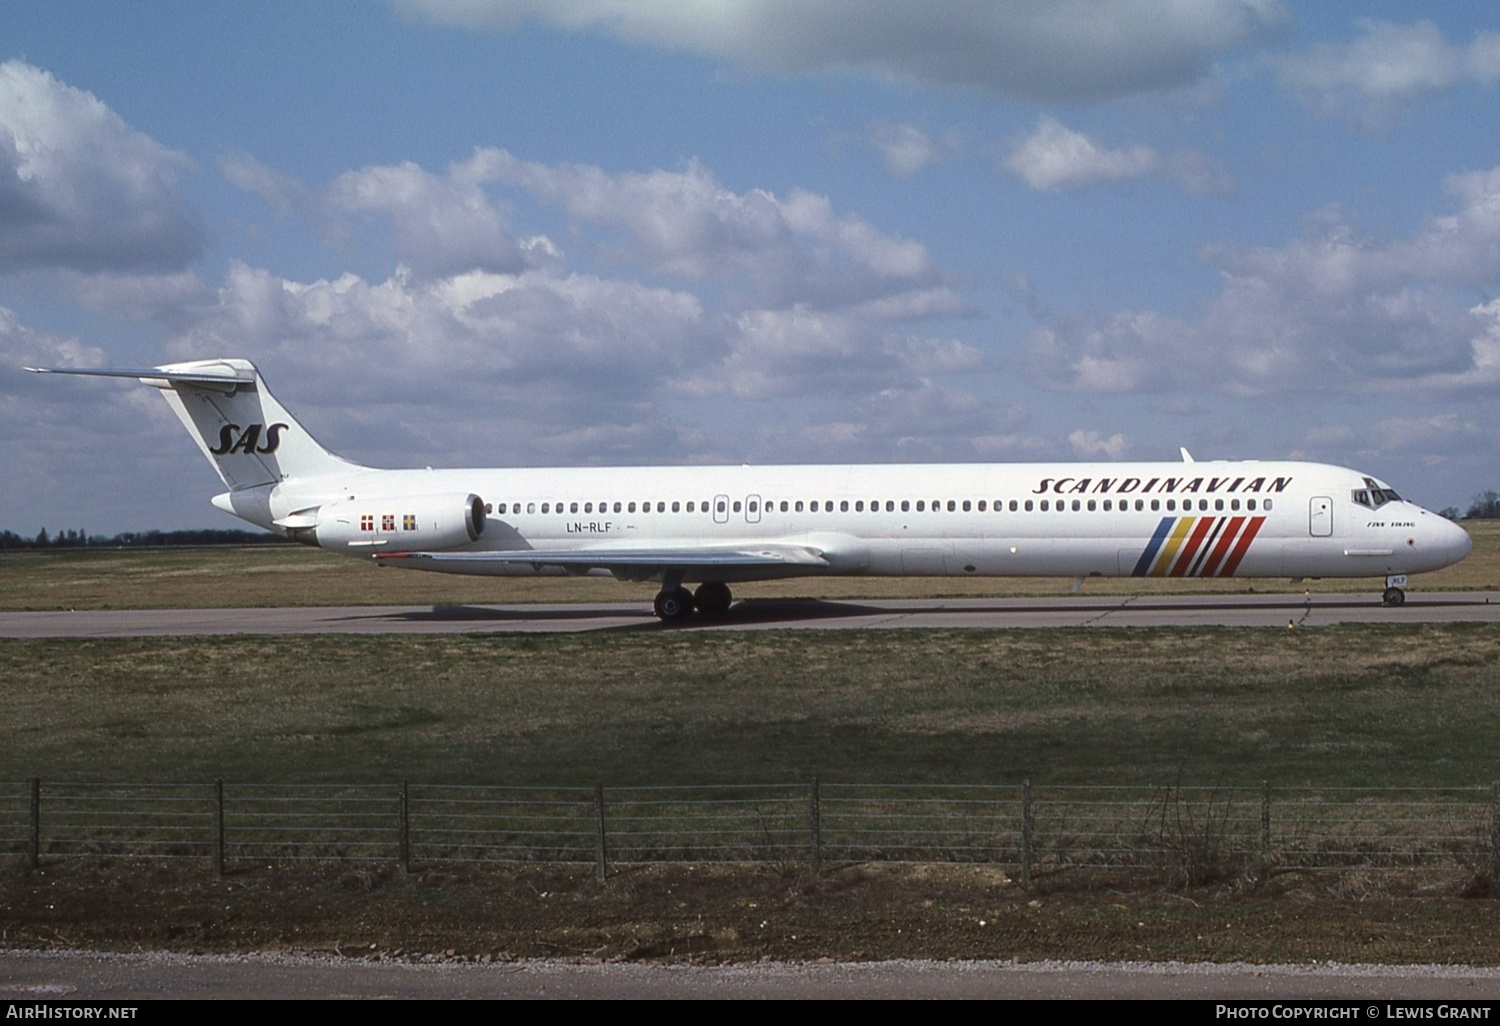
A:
[3, 858, 1496, 966]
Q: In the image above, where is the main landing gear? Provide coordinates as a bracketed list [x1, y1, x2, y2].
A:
[652, 581, 734, 622]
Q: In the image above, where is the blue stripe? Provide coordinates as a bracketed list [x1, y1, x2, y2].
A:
[1131, 517, 1175, 576]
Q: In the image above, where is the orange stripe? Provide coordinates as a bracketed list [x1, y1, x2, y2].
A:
[1150, 517, 1196, 576]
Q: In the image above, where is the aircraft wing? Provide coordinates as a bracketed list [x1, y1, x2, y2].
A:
[375, 544, 830, 581]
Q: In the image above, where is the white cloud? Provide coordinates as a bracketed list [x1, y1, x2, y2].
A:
[220, 150, 313, 217]
[1005, 118, 1160, 191]
[328, 159, 534, 279]
[0, 306, 192, 532]
[397, 0, 1288, 104]
[0, 61, 204, 274]
[1003, 117, 1230, 195]
[1028, 162, 1500, 399]
[1276, 20, 1500, 128]
[864, 123, 957, 178]
[466, 148, 945, 307]
[1068, 429, 1129, 459]
[1372, 413, 1486, 456]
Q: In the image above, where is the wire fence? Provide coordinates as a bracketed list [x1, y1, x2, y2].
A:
[2, 779, 1495, 884]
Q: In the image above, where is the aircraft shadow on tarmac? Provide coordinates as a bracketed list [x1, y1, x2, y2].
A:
[346, 593, 1472, 632]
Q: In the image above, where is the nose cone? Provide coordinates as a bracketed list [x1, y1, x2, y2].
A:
[1416, 509, 1472, 571]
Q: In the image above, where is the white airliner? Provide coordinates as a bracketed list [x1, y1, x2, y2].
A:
[30, 358, 1472, 620]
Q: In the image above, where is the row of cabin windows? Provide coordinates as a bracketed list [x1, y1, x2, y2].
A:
[488, 496, 1275, 516]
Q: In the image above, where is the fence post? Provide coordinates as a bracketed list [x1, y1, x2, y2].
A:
[1491, 781, 1499, 882]
[399, 780, 410, 874]
[809, 777, 822, 876]
[212, 779, 225, 878]
[1260, 780, 1271, 884]
[594, 782, 608, 883]
[27, 777, 39, 871]
[1020, 778, 1033, 888]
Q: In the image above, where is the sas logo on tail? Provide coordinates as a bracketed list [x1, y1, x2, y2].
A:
[1132, 516, 1266, 578]
[208, 423, 289, 455]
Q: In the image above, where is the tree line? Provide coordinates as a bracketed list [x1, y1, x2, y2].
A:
[0, 527, 291, 550]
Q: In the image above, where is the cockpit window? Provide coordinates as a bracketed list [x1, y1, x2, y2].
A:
[1352, 477, 1402, 510]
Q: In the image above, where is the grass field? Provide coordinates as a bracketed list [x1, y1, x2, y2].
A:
[2, 624, 1496, 788]
[3, 531, 1498, 963]
[1, 519, 1495, 611]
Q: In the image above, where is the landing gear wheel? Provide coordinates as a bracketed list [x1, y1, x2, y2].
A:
[694, 581, 733, 618]
[1382, 586, 1406, 607]
[653, 586, 696, 622]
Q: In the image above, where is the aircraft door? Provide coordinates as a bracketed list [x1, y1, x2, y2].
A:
[1309, 496, 1333, 537]
[745, 494, 762, 524]
[713, 493, 730, 524]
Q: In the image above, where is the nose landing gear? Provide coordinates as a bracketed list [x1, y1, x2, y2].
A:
[1382, 574, 1408, 607]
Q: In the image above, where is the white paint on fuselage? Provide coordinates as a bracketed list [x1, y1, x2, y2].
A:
[256, 459, 1472, 584]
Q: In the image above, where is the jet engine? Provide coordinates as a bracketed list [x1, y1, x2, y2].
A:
[299, 493, 486, 552]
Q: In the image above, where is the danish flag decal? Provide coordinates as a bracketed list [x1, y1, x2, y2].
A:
[1131, 516, 1266, 578]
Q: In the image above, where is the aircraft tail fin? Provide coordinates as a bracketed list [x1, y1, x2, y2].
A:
[27, 358, 358, 490]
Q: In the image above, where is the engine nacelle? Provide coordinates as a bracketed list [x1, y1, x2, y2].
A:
[304, 493, 486, 552]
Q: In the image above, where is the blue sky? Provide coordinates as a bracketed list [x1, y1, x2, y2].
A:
[3, 1, 1499, 532]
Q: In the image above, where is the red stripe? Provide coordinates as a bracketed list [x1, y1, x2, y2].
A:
[1168, 517, 1217, 577]
[1217, 516, 1265, 577]
[1199, 516, 1245, 578]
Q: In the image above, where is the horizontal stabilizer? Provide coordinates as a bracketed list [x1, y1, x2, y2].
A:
[26, 365, 256, 388]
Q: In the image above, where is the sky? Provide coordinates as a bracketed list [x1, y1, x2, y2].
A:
[3, 1, 1499, 534]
